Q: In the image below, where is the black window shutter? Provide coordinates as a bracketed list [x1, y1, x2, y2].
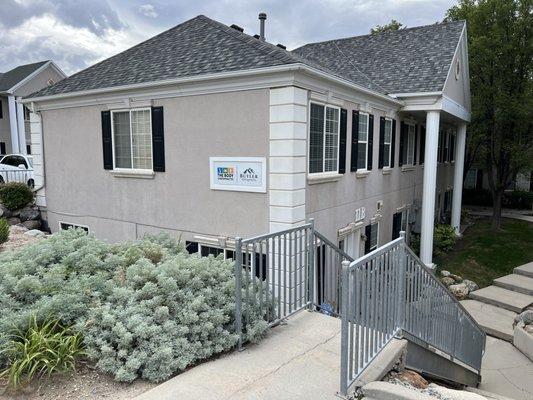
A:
[151, 106, 165, 172]
[391, 119, 396, 167]
[450, 133, 456, 162]
[339, 108, 347, 174]
[392, 213, 402, 240]
[368, 114, 374, 170]
[350, 111, 359, 172]
[413, 125, 418, 165]
[420, 126, 426, 164]
[378, 117, 385, 169]
[101, 110, 113, 170]
[399, 122, 406, 167]
[364, 224, 372, 254]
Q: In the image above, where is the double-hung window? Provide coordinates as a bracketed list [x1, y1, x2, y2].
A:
[382, 118, 393, 168]
[357, 113, 369, 170]
[406, 124, 416, 165]
[111, 108, 153, 170]
[309, 103, 340, 174]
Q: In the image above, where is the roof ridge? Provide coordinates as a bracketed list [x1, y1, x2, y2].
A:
[196, 15, 300, 65]
[295, 19, 466, 50]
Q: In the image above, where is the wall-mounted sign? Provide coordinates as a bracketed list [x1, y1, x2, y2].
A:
[355, 207, 366, 222]
[209, 157, 266, 193]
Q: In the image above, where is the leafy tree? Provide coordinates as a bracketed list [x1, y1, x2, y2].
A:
[370, 19, 405, 34]
[446, 0, 533, 229]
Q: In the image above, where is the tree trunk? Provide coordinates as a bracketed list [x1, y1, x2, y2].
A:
[491, 190, 503, 230]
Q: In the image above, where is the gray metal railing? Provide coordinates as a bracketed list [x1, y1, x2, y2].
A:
[339, 233, 486, 395]
[234, 222, 314, 349]
[312, 230, 354, 316]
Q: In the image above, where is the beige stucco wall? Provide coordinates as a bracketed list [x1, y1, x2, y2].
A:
[306, 98, 456, 251]
[42, 89, 270, 243]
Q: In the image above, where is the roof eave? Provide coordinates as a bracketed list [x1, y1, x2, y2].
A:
[24, 63, 403, 107]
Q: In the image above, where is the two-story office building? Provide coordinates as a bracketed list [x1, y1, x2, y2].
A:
[24, 14, 471, 267]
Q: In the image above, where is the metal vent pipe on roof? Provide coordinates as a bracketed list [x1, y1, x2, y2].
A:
[259, 13, 267, 41]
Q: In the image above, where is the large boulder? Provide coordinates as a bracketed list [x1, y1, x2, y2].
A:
[514, 310, 533, 328]
[449, 283, 469, 300]
[0, 204, 12, 218]
[21, 220, 40, 230]
[19, 207, 40, 222]
[24, 229, 46, 238]
[441, 270, 451, 277]
[441, 277, 455, 287]
[6, 217, 21, 226]
[463, 279, 479, 292]
[449, 274, 463, 283]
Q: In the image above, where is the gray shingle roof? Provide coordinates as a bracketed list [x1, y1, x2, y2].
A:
[29, 15, 308, 98]
[28, 16, 464, 99]
[0, 61, 49, 92]
[292, 21, 465, 94]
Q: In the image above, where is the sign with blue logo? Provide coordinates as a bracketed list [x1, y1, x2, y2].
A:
[209, 157, 266, 193]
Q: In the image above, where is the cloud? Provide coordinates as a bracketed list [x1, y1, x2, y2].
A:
[139, 4, 158, 18]
[0, 0, 457, 75]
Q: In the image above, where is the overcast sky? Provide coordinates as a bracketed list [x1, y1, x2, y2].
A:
[1, 0, 457, 75]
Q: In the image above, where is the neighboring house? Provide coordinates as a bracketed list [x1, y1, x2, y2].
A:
[0, 61, 66, 156]
[24, 14, 471, 268]
[465, 167, 532, 192]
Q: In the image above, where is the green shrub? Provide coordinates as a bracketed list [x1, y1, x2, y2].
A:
[0, 315, 85, 388]
[433, 225, 457, 257]
[409, 225, 456, 258]
[0, 229, 269, 383]
[0, 182, 34, 211]
[0, 218, 9, 244]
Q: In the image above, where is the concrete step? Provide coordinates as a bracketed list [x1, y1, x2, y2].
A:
[469, 285, 533, 313]
[494, 274, 533, 296]
[514, 262, 533, 279]
[460, 300, 517, 342]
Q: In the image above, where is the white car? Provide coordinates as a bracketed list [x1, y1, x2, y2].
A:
[0, 154, 35, 188]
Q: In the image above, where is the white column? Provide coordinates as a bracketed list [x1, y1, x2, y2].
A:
[268, 86, 307, 232]
[7, 95, 20, 154]
[29, 111, 46, 206]
[16, 98, 27, 155]
[451, 123, 467, 235]
[420, 110, 440, 268]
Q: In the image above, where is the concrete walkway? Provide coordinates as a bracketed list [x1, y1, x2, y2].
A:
[477, 336, 533, 400]
[134, 311, 342, 400]
[466, 206, 533, 223]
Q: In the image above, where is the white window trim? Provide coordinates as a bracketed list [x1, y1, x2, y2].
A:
[110, 107, 153, 172]
[357, 112, 369, 171]
[383, 118, 393, 168]
[308, 101, 341, 176]
[59, 221, 90, 233]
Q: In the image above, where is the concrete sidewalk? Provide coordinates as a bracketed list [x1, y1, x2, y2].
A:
[467, 206, 533, 223]
[478, 336, 533, 400]
[134, 311, 342, 400]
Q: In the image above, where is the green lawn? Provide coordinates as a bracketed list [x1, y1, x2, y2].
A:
[435, 217, 533, 288]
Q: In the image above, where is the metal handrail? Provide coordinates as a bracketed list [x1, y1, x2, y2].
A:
[339, 233, 486, 396]
[314, 230, 355, 262]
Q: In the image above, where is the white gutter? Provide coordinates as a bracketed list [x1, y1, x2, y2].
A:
[389, 91, 442, 98]
[23, 63, 404, 107]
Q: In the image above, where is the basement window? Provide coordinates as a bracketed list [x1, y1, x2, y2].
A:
[59, 222, 89, 233]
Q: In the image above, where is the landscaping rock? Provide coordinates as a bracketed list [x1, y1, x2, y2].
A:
[525, 325, 533, 335]
[514, 310, 533, 327]
[441, 270, 451, 277]
[0, 205, 12, 218]
[6, 217, 21, 226]
[24, 229, 46, 238]
[463, 279, 479, 292]
[19, 207, 40, 222]
[449, 274, 463, 283]
[394, 370, 428, 389]
[21, 220, 40, 230]
[441, 277, 455, 287]
[449, 283, 469, 300]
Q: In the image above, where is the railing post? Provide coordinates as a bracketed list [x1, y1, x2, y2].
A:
[235, 237, 243, 351]
[339, 259, 350, 397]
[397, 231, 407, 332]
[308, 218, 315, 310]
